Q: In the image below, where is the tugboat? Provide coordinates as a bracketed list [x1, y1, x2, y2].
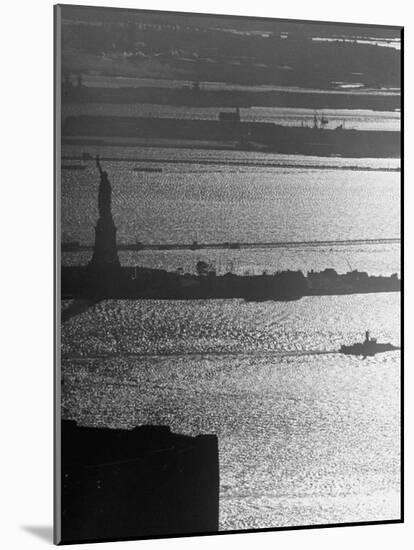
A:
[340, 331, 399, 359]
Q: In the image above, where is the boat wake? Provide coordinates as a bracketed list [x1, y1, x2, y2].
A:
[62, 349, 347, 361]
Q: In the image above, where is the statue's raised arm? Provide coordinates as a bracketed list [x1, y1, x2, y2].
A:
[96, 155, 103, 175]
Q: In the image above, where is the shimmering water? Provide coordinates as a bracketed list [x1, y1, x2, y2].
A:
[61, 146, 400, 276]
[62, 150, 400, 246]
[62, 243, 400, 278]
[61, 144, 400, 529]
[61, 294, 400, 529]
[62, 163, 399, 244]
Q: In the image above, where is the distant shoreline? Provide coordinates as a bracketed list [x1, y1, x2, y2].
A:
[62, 114, 401, 158]
[61, 148, 401, 171]
[62, 85, 400, 112]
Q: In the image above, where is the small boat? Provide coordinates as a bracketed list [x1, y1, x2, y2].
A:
[340, 331, 399, 358]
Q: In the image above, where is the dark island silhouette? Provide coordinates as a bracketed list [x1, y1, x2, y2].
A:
[61, 157, 401, 301]
[61, 158, 400, 302]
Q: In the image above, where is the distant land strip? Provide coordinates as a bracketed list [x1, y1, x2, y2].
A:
[62, 237, 401, 252]
[61, 156, 400, 172]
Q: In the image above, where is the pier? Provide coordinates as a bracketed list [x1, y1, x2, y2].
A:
[62, 154, 401, 172]
[62, 237, 400, 253]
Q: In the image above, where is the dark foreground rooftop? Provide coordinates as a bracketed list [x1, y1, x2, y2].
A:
[59, 420, 219, 544]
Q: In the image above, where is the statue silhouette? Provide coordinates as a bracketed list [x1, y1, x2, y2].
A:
[89, 156, 120, 275]
[96, 155, 112, 218]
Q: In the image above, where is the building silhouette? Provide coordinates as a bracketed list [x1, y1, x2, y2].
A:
[218, 107, 240, 122]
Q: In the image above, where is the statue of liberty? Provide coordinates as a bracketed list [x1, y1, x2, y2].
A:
[96, 155, 112, 219]
[89, 155, 120, 272]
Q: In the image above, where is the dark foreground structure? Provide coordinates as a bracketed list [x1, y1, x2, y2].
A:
[60, 420, 219, 543]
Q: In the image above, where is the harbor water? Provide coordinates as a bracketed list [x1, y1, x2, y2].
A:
[61, 146, 400, 275]
[61, 294, 400, 529]
[61, 144, 401, 529]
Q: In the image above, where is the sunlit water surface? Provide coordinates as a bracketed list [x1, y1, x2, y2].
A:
[62, 294, 400, 529]
[61, 143, 400, 529]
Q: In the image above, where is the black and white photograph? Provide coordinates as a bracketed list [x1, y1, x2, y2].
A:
[55, 4, 402, 545]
